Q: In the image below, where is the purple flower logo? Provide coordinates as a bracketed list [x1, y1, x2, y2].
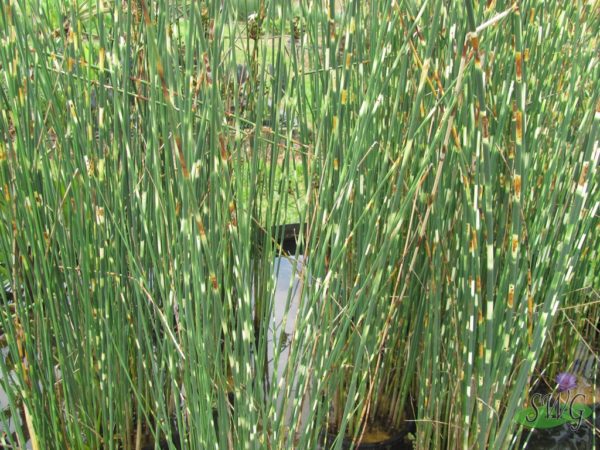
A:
[555, 372, 577, 392]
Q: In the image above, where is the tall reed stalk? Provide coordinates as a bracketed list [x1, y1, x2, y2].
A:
[0, 0, 597, 449]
